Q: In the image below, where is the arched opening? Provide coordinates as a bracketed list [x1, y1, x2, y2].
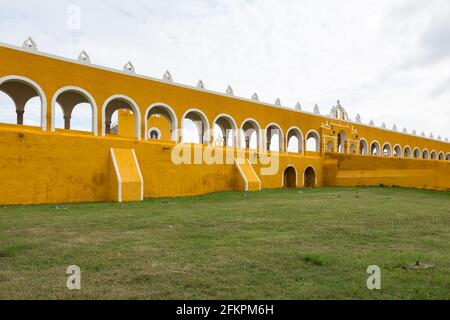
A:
[393, 145, 402, 157]
[337, 130, 347, 153]
[430, 151, 437, 160]
[265, 123, 283, 152]
[52, 87, 97, 134]
[413, 148, 421, 159]
[283, 166, 297, 188]
[349, 143, 356, 154]
[145, 103, 177, 142]
[0, 76, 46, 129]
[404, 146, 412, 158]
[212, 114, 237, 147]
[359, 139, 368, 155]
[286, 127, 303, 153]
[370, 141, 381, 156]
[304, 167, 316, 188]
[241, 119, 260, 150]
[382, 143, 392, 157]
[102, 95, 141, 139]
[438, 152, 445, 161]
[422, 149, 429, 159]
[446, 153, 450, 161]
[306, 130, 320, 152]
[181, 109, 209, 144]
[148, 127, 161, 140]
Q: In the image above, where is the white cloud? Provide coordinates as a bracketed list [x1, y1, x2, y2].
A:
[0, 0, 449, 139]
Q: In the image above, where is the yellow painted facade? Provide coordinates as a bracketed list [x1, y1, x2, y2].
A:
[0, 42, 449, 205]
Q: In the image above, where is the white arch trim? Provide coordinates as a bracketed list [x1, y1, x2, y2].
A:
[413, 147, 421, 158]
[286, 126, 304, 154]
[422, 148, 430, 159]
[148, 127, 162, 140]
[240, 117, 262, 151]
[430, 150, 437, 160]
[393, 144, 402, 157]
[264, 122, 284, 152]
[51, 86, 98, 135]
[359, 138, 369, 155]
[382, 142, 392, 156]
[101, 94, 141, 140]
[305, 129, 321, 152]
[403, 145, 412, 157]
[370, 140, 381, 156]
[281, 164, 298, 188]
[0, 75, 47, 131]
[181, 108, 211, 144]
[144, 102, 178, 141]
[212, 113, 238, 147]
[438, 151, 445, 160]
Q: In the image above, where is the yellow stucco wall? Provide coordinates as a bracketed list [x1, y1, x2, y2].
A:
[0, 43, 449, 205]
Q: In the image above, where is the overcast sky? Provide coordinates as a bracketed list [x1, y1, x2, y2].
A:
[0, 0, 449, 139]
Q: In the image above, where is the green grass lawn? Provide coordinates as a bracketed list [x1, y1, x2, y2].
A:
[0, 187, 449, 300]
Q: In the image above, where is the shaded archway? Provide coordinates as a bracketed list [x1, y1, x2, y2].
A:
[283, 166, 297, 188]
[349, 143, 357, 154]
[393, 144, 402, 157]
[430, 150, 437, 160]
[438, 152, 444, 161]
[145, 103, 178, 142]
[326, 140, 334, 153]
[241, 118, 261, 150]
[404, 146, 412, 158]
[337, 130, 347, 153]
[306, 130, 320, 152]
[265, 123, 283, 152]
[413, 148, 421, 159]
[286, 127, 303, 153]
[447, 153, 450, 161]
[181, 109, 210, 144]
[52, 86, 97, 134]
[212, 114, 237, 147]
[370, 141, 381, 156]
[359, 139, 368, 155]
[304, 166, 316, 188]
[0, 75, 47, 129]
[422, 149, 429, 159]
[382, 143, 392, 157]
[102, 95, 141, 139]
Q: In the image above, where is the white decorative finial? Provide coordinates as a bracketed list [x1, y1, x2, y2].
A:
[412, 130, 417, 135]
[356, 114, 361, 123]
[226, 85, 234, 95]
[295, 102, 302, 111]
[163, 70, 173, 82]
[77, 50, 91, 64]
[251, 93, 259, 101]
[369, 120, 375, 126]
[438, 135, 442, 140]
[313, 104, 320, 114]
[403, 127, 407, 133]
[445, 137, 448, 142]
[274, 98, 281, 106]
[429, 132, 434, 139]
[22, 37, 37, 51]
[123, 61, 135, 74]
[336, 100, 342, 107]
[392, 124, 397, 131]
[381, 122, 386, 129]
[196, 80, 205, 89]
[421, 131, 425, 137]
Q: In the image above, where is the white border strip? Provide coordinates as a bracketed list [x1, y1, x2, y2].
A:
[131, 149, 144, 200]
[110, 148, 122, 203]
[234, 159, 248, 191]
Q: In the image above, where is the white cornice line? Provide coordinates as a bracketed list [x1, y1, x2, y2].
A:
[0, 41, 448, 146]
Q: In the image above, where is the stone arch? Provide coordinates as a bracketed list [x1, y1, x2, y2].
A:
[413, 148, 421, 159]
[305, 130, 320, 152]
[265, 122, 284, 152]
[370, 141, 381, 156]
[241, 118, 261, 150]
[422, 149, 429, 159]
[430, 150, 437, 160]
[181, 108, 210, 144]
[446, 153, 450, 161]
[212, 114, 238, 147]
[282, 165, 297, 188]
[286, 126, 304, 153]
[148, 127, 162, 140]
[382, 143, 392, 157]
[393, 144, 402, 157]
[349, 143, 357, 154]
[359, 139, 369, 155]
[144, 103, 178, 141]
[438, 152, 445, 161]
[326, 140, 334, 153]
[51, 86, 98, 134]
[102, 94, 141, 139]
[337, 130, 347, 153]
[403, 146, 412, 158]
[304, 166, 316, 188]
[0, 75, 47, 130]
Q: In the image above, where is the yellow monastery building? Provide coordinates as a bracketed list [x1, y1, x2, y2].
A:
[0, 38, 449, 205]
